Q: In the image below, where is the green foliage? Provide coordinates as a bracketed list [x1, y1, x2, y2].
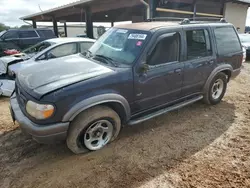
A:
[0, 23, 10, 32]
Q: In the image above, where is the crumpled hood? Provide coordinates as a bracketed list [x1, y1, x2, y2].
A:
[17, 54, 113, 98]
[0, 53, 32, 75]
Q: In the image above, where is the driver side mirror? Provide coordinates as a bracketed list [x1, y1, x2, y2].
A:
[138, 64, 149, 74]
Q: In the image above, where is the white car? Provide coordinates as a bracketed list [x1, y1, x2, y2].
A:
[7, 37, 95, 76]
[0, 37, 95, 96]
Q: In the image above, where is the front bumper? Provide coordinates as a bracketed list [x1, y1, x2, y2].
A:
[10, 94, 69, 143]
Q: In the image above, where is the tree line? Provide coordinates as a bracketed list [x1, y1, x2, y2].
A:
[0, 23, 31, 32]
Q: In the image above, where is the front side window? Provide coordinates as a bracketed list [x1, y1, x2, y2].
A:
[214, 27, 242, 55]
[19, 30, 38, 38]
[186, 29, 212, 60]
[88, 28, 150, 66]
[47, 43, 77, 59]
[80, 42, 94, 52]
[3, 31, 18, 39]
[147, 32, 180, 66]
[23, 41, 53, 54]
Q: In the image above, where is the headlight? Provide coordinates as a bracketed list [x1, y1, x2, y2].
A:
[26, 101, 54, 120]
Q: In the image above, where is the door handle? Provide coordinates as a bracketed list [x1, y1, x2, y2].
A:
[174, 68, 182, 74]
[208, 60, 214, 65]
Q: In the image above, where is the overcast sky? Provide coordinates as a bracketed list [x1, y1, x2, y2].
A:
[1, 0, 250, 27]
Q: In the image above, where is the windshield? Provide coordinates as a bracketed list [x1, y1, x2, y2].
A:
[88, 28, 150, 65]
[23, 41, 54, 54]
[239, 35, 250, 43]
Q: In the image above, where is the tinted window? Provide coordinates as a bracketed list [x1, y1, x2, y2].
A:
[148, 33, 180, 66]
[214, 27, 242, 55]
[47, 43, 77, 59]
[19, 30, 38, 38]
[80, 42, 94, 52]
[3, 31, 19, 39]
[37, 30, 55, 38]
[186, 29, 212, 60]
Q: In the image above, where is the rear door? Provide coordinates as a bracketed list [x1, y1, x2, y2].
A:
[18, 30, 40, 49]
[213, 26, 243, 70]
[181, 26, 216, 96]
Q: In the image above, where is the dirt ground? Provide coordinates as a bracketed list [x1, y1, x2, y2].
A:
[1, 65, 250, 188]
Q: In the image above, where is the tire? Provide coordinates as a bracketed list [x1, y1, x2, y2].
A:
[203, 72, 227, 105]
[66, 106, 121, 154]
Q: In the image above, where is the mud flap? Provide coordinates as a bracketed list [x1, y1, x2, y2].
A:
[0, 79, 15, 97]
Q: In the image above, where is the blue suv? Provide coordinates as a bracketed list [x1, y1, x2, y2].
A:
[10, 19, 242, 154]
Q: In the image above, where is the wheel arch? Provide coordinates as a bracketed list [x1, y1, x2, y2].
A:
[62, 93, 131, 124]
[203, 64, 233, 94]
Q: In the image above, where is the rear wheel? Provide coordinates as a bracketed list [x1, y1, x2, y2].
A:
[66, 106, 121, 154]
[203, 72, 227, 105]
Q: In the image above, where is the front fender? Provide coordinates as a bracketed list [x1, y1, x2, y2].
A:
[62, 93, 131, 122]
[203, 64, 233, 93]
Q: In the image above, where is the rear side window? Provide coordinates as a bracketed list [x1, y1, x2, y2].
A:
[37, 30, 55, 38]
[3, 31, 19, 39]
[19, 30, 38, 38]
[214, 27, 242, 55]
[47, 43, 77, 59]
[186, 29, 212, 60]
[80, 42, 94, 52]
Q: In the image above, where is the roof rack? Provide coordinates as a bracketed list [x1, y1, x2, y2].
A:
[147, 17, 227, 24]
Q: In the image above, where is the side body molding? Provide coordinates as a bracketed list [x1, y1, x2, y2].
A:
[62, 93, 131, 122]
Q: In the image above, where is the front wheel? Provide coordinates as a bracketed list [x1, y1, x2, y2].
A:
[66, 106, 121, 154]
[203, 72, 227, 105]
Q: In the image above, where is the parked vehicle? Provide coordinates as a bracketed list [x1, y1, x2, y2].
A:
[239, 34, 250, 59]
[0, 28, 56, 50]
[10, 19, 242, 154]
[0, 37, 95, 97]
[0, 37, 95, 78]
[0, 40, 21, 57]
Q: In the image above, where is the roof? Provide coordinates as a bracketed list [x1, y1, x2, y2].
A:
[114, 21, 231, 31]
[46, 37, 96, 44]
[115, 22, 180, 31]
[20, 0, 92, 20]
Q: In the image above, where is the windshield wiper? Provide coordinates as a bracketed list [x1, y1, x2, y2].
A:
[94, 54, 118, 67]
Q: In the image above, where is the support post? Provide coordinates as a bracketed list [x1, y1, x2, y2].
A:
[64, 22, 68, 37]
[32, 20, 37, 29]
[149, 0, 156, 19]
[85, 6, 94, 39]
[220, 0, 225, 16]
[52, 18, 58, 37]
[192, 0, 197, 20]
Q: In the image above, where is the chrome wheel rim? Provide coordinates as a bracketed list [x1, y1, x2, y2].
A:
[84, 120, 113, 150]
[211, 79, 224, 100]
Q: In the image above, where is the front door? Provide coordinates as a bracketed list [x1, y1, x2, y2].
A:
[133, 31, 184, 114]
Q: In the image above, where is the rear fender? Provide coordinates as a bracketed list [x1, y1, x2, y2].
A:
[203, 64, 233, 94]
